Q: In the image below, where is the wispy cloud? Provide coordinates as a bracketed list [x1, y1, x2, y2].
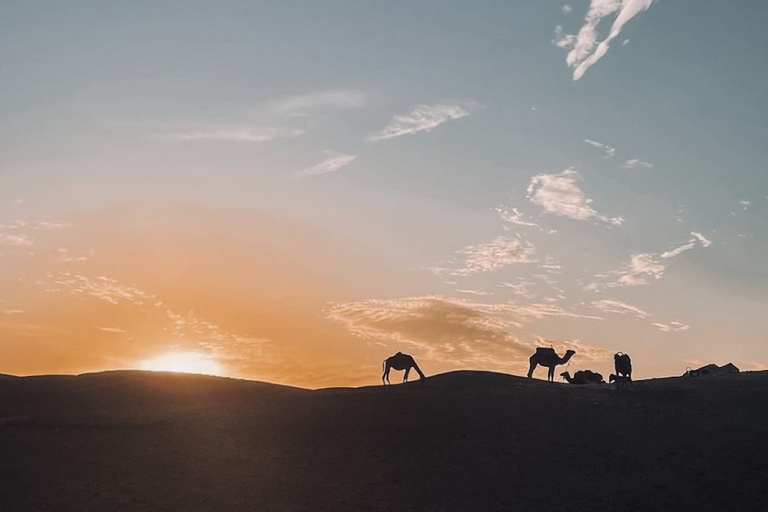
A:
[368, 102, 479, 142]
[661, 232, 713, 259]
[297, 151, 358, 176]
[430, 236, 537, 276]
[269, 89, 367, 117]
[691, 232, 712, 248]
[527, 168, 623, 225]
[587, 232, 713, 290]
[584, 138, 616, 158]
[622, 159, 653, 169]
[495, 206, 538, 227]
[652, 321, 690, 333]
[615, 253, 665, 286]
[0, 233, 33, 246]
[157, 126, 304, 142]
[98, 326, 127, 333]
[0, 219, 70, 247]
[553, 0, 658, 80]
[328, 295, 600, 371]
[562, 5, 573, 15]
[590, 299, 650, 319]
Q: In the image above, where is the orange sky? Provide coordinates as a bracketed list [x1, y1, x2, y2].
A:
[1, 203, 641, 388]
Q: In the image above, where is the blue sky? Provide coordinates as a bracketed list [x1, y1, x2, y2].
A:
[1, 1, 767, 386]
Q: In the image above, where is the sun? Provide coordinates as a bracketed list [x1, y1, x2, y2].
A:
[139, 351, 223, 376]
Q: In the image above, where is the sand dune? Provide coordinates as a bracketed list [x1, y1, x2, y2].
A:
[1, 370, 767, 511]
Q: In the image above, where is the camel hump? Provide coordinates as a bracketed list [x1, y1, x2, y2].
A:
[535, 347, 556, 356]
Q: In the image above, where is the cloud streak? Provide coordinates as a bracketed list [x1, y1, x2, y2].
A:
[622, 159, 653, 169]
[158, 126, 304, 142]
[269, 89, 367, 117]
[590, 299, 650, 319]
[584, 138, 616, 158]
[368, 102, 478, 141]
[553, 0, 658, 80]
[297, 151, 358, 176]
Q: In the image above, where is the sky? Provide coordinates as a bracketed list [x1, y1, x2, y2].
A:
[2, 0, 768, 388]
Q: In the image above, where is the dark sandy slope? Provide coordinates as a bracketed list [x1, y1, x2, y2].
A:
[1, 370, 767, 512]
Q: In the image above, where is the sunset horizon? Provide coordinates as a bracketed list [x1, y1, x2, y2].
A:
[3, 1, 768, 390]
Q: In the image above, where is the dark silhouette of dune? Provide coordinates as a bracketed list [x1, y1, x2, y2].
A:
[1, 369, 767, 511]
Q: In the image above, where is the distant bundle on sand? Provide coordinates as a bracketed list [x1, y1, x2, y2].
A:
[684, 363, 740, 377]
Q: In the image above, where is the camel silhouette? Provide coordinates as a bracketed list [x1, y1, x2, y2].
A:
[560, 370, 604, 384]
[382, 352, 426, 385]
[527, 347, 576, 381]
[614, 352, 632, 381]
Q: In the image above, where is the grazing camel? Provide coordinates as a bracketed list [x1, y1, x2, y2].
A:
[382, 352, 426, 385]
[527, 348, 576, 381]
[560, 370, 604, 384]
[614, 352, 632, 381]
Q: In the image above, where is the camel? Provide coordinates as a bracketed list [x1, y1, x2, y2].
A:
[382, 352, 426, 385]
[560, 370, 604, 385]
[614, 352, 632, 381]
[527, 347, 576, 381]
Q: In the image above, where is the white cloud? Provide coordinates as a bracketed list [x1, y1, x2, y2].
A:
[158, 126, 304, 142]
[269, 89, 367, 117]
[584, 138, 616, 158]
[553, 0, 658, 80]
[368, 102, 479, 142]
[553, 26, 577, 49]
[661, 232, 713, 259]
[622, 159, 653, 169]
[562, 5, 573, 15]
[430, 236, 537, 276]
[691, 232, 712, 248]
[0, 233, 33, 246]
[297, 151, 358, 176]
[653, 321, 690, 332]
[616, 253, 665, 285]
[527, 168, 623, 225]
[0, 219, 70, 247]
[590, 299, 650, 319]
[98, 326, 127, 333]
[495, 206, 538, 227]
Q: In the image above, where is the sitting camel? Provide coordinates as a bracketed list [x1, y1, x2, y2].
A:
[560, 370, 604, 384]
[527, 347, 576, 381]
[382, 352, 426, 385]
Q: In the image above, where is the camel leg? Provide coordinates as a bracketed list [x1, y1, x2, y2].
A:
[404, 367, 411, 383]
[382, 366, 390, 385]
[527, 358, 538, 379]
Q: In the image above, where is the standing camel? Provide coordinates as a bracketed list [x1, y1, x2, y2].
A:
[382, 352, 426, 385]
[527, 347, 576, 381]
[614, 352, 632, 381]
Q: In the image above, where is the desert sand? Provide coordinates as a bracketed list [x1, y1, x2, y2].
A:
[1, 369, 767, 512]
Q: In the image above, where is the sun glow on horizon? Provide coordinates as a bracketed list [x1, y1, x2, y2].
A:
[139, 351, 224, 376]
